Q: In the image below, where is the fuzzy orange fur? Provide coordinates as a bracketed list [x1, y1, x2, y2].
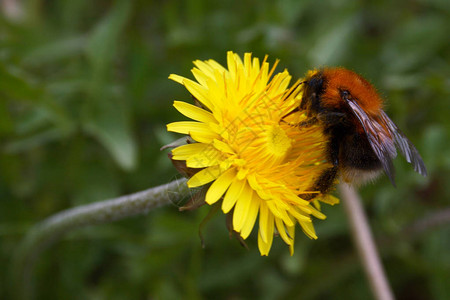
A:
[320, 68, 383, 116]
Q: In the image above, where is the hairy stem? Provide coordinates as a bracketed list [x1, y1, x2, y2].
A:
[339, 183, 395, 300]
[12, 178, 188, 300]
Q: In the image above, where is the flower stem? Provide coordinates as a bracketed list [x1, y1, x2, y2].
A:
[339, 183, 395, 300]
[12, 178, 188, 300]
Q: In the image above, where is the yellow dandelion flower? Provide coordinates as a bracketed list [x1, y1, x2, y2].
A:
[167, 51, 339, 256]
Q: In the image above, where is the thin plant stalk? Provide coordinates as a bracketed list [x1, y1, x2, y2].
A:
[339, 183, 395, 300]
[12, 178, 189, 300]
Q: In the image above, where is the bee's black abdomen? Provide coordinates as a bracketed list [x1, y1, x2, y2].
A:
[339, 130, 382, 171]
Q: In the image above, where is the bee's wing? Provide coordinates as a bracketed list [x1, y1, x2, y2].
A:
[378, 111, 427, 177]
[345, 99, 398, 185]
[345, 99, 427, 186]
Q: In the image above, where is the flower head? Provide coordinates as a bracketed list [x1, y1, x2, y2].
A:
[167, 51, 338, 255]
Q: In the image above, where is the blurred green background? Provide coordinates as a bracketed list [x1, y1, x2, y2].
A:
[1, 0, 449, 299]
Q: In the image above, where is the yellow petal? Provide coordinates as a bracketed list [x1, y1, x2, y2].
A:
[232, 183, 253, 232]
[258, 201, 274, 243]
[205, 59, 227, 73]
[244, 53, 252, 77]
[284, 192, 310, 207]
[171, 143, 209, 159]
[166, 121, 211, 135]
[186, 155, 220, 168]
[227, 51, 241, 78]
[276, 206, 295, 227]
[265, 200, 284, 220]
[189, 130, 219, 143]
[246, 174, 260, 191]
[168, 74, 186, 84]
[185, 146, 222, 168]
[275, 217, 293, 245]
[183, 79, 214, 111]
[236, 168, 249, 181]
[312, 199, 321, 210]
[299, 221, 317, 239]
[187, 165, 221, 188]
[222, 178, 245, 213]
[240, 194, 260, 239]
[319, 194, 340, 205]
[289, 207, 312, 223]
[173, 101, 216, 124]
[309, 205, 326, 220]
[287, 225, 296, 256]
[251, 57, 260, 76]
[205, 168, 236, 205]
[192, 60, 215, 79]
[258, 213, 274, 256]
[212, 139, 235, 155]
[191, 67, 210, 87]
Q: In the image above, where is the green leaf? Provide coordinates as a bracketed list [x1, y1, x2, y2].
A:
[0, 101, 13, 134]
[4, 128, 64, 153]
[308, 17, 357, 66]
[0, 64, 41, 100]
[382, 16, 447, 72]
[82, 1, 136, 171]
[86, 1, 132, 73]
[22, 35, 86, 67]
[83, 97, 137, 171]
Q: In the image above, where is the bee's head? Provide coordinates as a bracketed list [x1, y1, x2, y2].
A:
[300, 70, 326, 114]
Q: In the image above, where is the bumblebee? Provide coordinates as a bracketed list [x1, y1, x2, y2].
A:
[298, 68, 427, 199]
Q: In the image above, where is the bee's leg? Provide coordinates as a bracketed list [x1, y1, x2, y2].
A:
[298, 166, 338, 200]
[316, 165, 339, 193]
[281, 116, 317, 128]
[297, 118, 318, 128]
[299, 135, 340, 201]
[281, 107, 314, 127]
[298, 193, 317, 201]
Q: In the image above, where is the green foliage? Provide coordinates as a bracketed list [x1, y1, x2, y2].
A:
[1, 0, 449, 299]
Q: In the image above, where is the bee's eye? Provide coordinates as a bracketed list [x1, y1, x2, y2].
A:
[340, 89, 350, 100]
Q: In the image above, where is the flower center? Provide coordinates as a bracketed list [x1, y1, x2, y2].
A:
[265, 124, 292, 162]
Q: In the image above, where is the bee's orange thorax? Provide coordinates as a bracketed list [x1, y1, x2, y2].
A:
[321, 68, 383, 116]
